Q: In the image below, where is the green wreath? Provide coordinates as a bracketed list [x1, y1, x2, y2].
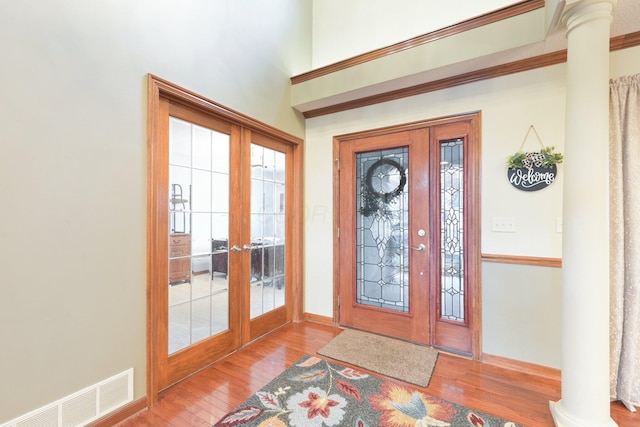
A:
[361, 158, 407, 217]
[507, 146, 563, 169]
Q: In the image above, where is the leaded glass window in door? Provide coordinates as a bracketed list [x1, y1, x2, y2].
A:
[440, 138, 464, 322]
[355, 147, 409, 312]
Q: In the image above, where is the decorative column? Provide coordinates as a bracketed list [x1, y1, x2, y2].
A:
[549, 1, 617, 426]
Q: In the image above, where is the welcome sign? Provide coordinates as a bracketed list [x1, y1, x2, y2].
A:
[507, 164, 557, 191]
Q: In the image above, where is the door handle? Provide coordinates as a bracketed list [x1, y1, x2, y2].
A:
[230, 245, 242, 252]
[243, 244, 252, 251]
[411, 243, 426, 251]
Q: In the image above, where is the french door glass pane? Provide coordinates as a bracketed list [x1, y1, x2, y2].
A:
[355, 147, 409, 312]
[250, 144, 286, 319]
[168, 117, 230, 354]
[440, 138, 464, 322]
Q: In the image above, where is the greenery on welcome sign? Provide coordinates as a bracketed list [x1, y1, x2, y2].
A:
[507, 146, 563, 169]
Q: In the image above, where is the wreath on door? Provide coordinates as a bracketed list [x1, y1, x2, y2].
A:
[361, 158, 407, 217]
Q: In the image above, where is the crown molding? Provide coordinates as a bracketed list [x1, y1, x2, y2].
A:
[300, 31, 640, 119]
[291, 0, 545, 85]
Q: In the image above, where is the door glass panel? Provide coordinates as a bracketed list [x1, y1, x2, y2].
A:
[440, 138, 464, 322]
[356, 148, 409, 312]
[250, 144, 286, 318]
[168, 117, 230, 354]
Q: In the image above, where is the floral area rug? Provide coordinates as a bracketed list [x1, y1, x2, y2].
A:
[214, 355, 523, 427]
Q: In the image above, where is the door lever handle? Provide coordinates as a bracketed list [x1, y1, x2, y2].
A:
[230, 245, 242, 252]
[411, 243, 426, 251]
[243, 244, 252, 251]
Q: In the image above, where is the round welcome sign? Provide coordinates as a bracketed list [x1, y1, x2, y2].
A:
[507, 164, 557, 191]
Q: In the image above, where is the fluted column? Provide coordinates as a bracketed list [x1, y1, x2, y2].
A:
[549, 1, 617, 426]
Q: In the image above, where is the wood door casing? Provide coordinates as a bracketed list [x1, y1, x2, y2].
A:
[147, 75, 304, 403]
[333, 113, 481, 358]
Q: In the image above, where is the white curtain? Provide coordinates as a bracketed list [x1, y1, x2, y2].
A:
[610, 73, 640, 411]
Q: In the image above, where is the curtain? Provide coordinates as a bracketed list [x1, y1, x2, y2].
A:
[610, 73, 640, 411]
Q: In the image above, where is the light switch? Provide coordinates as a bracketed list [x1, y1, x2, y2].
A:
[491, 216, 516, 232]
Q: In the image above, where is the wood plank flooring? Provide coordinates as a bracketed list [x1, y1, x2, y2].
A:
[116, 321, 637, 426]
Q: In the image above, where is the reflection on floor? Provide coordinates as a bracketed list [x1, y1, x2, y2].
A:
[168, 272, 285, 354]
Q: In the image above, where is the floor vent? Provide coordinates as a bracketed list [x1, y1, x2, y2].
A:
[1, 368, 133, 427]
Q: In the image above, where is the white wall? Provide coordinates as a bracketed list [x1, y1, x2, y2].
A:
[483, 263, 562, 367]
[0, 0, 311, 422]
[304, 45, 640, 367]
[311, 0, 520, 68]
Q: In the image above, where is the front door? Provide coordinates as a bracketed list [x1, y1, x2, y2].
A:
[336, 115, 481, 356]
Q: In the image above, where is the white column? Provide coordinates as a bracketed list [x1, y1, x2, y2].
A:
[549, 1, 617, 426]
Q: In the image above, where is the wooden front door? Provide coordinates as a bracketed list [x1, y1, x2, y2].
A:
[336, 114, 481, 356]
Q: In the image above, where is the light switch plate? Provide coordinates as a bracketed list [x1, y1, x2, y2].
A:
[491, 216, 517, 232]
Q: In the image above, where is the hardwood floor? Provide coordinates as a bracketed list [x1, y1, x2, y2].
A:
[117, 321, 637, 426]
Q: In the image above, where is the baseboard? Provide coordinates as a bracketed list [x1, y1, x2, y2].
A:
[302, 312, 335, 326]
[89, 396, 147, 427]
[301, 316, 558, 382]
[482, 353, 561, 381]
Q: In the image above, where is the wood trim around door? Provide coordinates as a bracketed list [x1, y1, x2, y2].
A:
[146, 75, 304, 405]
